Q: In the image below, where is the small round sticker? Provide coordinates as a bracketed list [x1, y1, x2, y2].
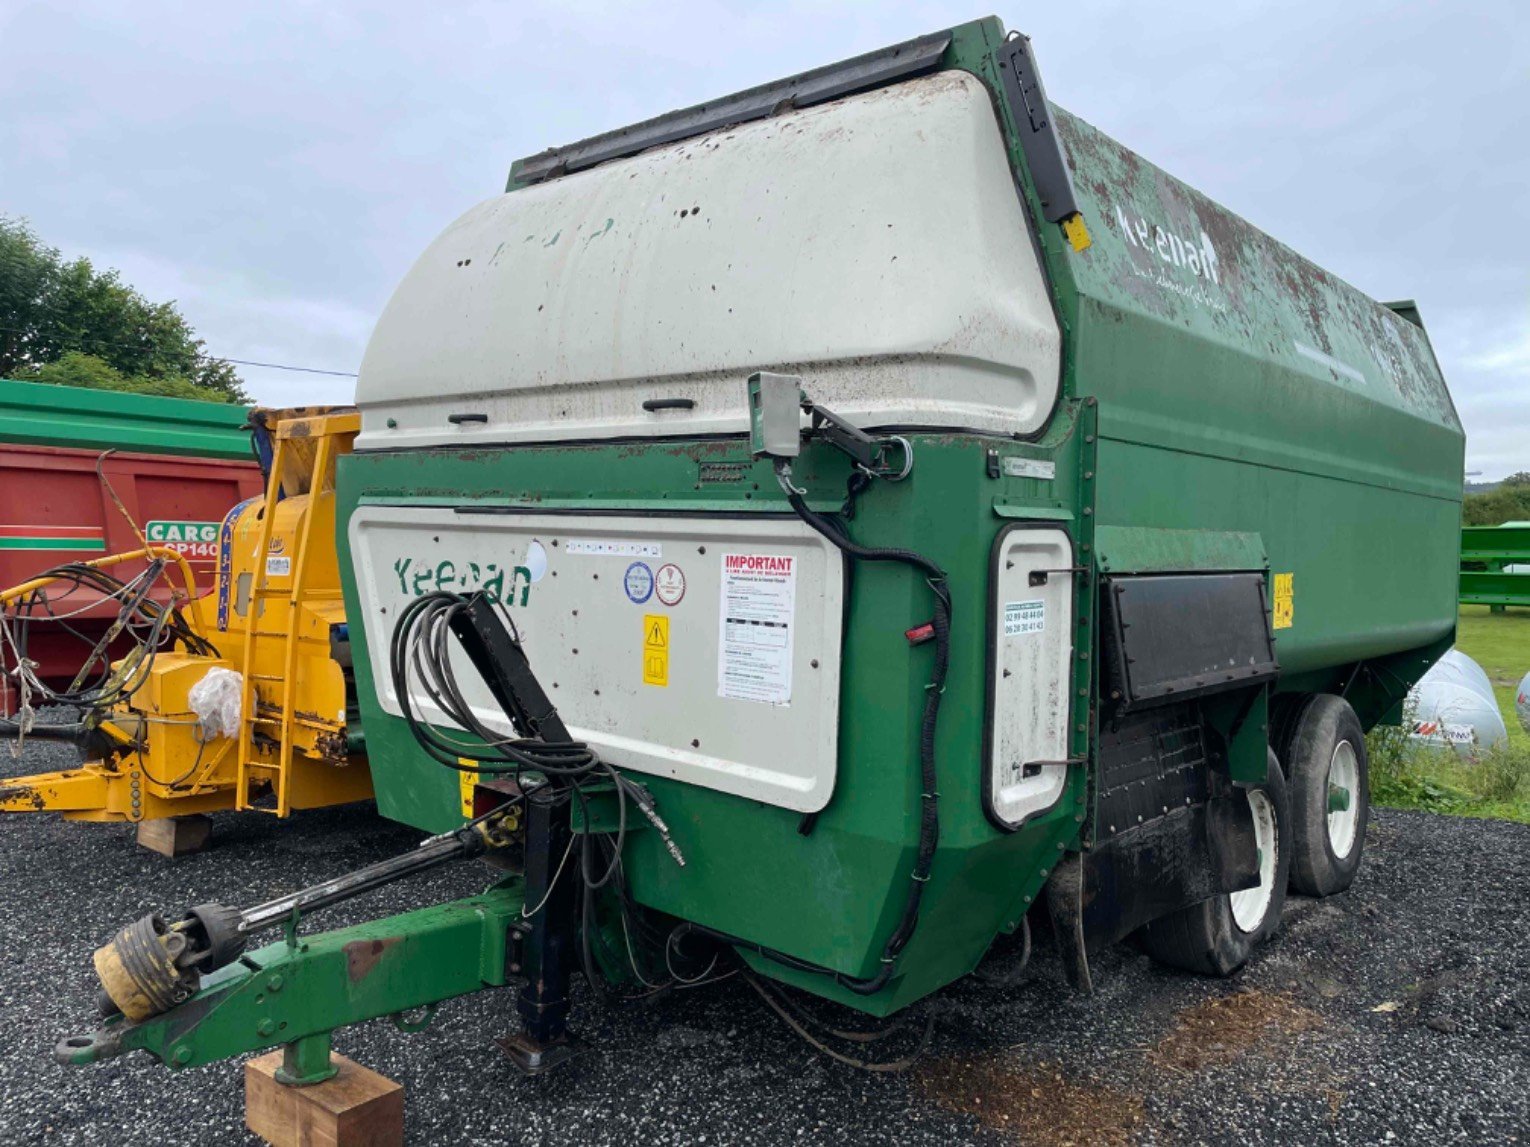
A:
[624, 561, 654, 604]
[654, 563, 687, 606]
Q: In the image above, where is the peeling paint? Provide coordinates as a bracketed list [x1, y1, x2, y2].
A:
[1054, 107, 1459, 428]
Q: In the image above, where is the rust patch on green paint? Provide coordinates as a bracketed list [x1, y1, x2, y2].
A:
[343, 937, 399, 982]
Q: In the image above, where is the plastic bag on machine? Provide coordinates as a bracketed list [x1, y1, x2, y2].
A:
[188, 668, 243, 740]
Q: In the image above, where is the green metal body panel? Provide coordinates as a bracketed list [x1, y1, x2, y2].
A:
[947, 19, 1461, 714]
[1093, 526, 1266, 575]
[1052, 109, 1462, 682]
[62, 881, 524, 1071]
[0, 378, 253, 460]
[325, 16, 1462, 1018]
[338, 406, 1094, 1015]
[1460, 525, 1530, 608]
[942, 21, 1462, 683]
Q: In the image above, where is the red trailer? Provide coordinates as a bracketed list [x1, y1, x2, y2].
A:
[0, 380, 264, 714]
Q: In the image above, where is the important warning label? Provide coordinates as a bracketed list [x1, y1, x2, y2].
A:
[718, 553, 796, 705]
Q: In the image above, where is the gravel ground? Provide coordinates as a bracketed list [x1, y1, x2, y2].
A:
[0, 721, 1525, 1145]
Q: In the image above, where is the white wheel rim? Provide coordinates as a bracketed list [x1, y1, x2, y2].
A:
[1326, 740, 1360, 860]
[1230, 789, 1278, 933]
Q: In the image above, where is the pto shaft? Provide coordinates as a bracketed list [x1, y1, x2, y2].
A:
[93, 806, 521, 1022]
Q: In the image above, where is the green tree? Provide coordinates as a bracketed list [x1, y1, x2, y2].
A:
[0, 215, 248, 403]
[14, 350, 229, 403]
[1463, 481, 1530, 526]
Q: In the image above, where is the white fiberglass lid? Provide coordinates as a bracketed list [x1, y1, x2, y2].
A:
[354, 69, 1061, 451]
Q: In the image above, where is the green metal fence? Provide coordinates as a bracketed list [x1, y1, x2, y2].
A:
[1460, 524, 1530, 610]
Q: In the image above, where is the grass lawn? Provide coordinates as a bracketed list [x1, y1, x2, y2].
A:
[1366, 604, 1530, 824]
[1455, 604, 1530, 750]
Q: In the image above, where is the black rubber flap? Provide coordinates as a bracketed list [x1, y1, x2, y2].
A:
[1102, 573, 1277, 711]
[513, 31, 951, 185]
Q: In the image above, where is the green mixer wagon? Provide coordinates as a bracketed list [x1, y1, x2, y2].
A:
[61, 16, 1463, 1090]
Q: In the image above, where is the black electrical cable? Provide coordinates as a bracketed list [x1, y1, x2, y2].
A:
[390, 589, 667, 1007]
[2, 560, 217, 715]
[33, 591, 115, 697]
[133, 732, 207, 790]
[742, 971, 936, 1072]
[387, 589, 720, 1010]
[387, 592, 604, 777]
[759, 972, 918, 1044]
[580, 869, 609, 1008]
[782, 482, 951, 995]
[387, 478, 950, 1005]
[971, 916, 1032, 990]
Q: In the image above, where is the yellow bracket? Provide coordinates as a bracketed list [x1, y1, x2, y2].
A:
[94, 720, 138, 748]
[0, 758, 241, 823]
[0, 766, 114, 816]
[1061, 212, 1092, 253]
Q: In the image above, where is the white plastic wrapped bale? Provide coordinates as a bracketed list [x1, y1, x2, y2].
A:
[1431, 649, 1496, 706]
[1408, 678, 1508, 760]
[1517, 670, 1530, 735]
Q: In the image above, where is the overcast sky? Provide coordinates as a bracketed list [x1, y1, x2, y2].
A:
[2, 2, 1525, 477]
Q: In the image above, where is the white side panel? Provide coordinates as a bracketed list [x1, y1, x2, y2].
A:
[355, 70, 1060, 450]
[989, 527, 1074, 828]
[350, 507, 843, 812]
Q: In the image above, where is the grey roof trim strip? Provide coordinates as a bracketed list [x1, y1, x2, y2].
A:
[511, 30, 951, 187]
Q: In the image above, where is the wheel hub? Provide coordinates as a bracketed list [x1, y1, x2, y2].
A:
[1325, 740, 1360, 859]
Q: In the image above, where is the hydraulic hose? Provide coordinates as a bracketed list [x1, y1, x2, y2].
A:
[783, 484, 951, 994]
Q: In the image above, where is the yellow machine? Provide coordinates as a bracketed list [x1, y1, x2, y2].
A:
[0, 409, 372, 828]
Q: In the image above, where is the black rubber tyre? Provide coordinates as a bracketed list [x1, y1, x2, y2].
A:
[1139, 750, 1292, 977]
[1285, 694, 1369, 897]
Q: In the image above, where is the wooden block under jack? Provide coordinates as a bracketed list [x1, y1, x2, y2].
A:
[246, 1050, 404, 1147]
[135, 814, 212, 857]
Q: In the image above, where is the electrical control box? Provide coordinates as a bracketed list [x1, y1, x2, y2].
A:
[747, 372, 803, 460]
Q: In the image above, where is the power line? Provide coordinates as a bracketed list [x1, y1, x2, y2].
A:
[208, 357, 356, 378]
[0, 324, 358, 378]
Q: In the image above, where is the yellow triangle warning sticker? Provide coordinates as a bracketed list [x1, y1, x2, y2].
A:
[642, 614, 669, 686]
[644, 615, 668, 649]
